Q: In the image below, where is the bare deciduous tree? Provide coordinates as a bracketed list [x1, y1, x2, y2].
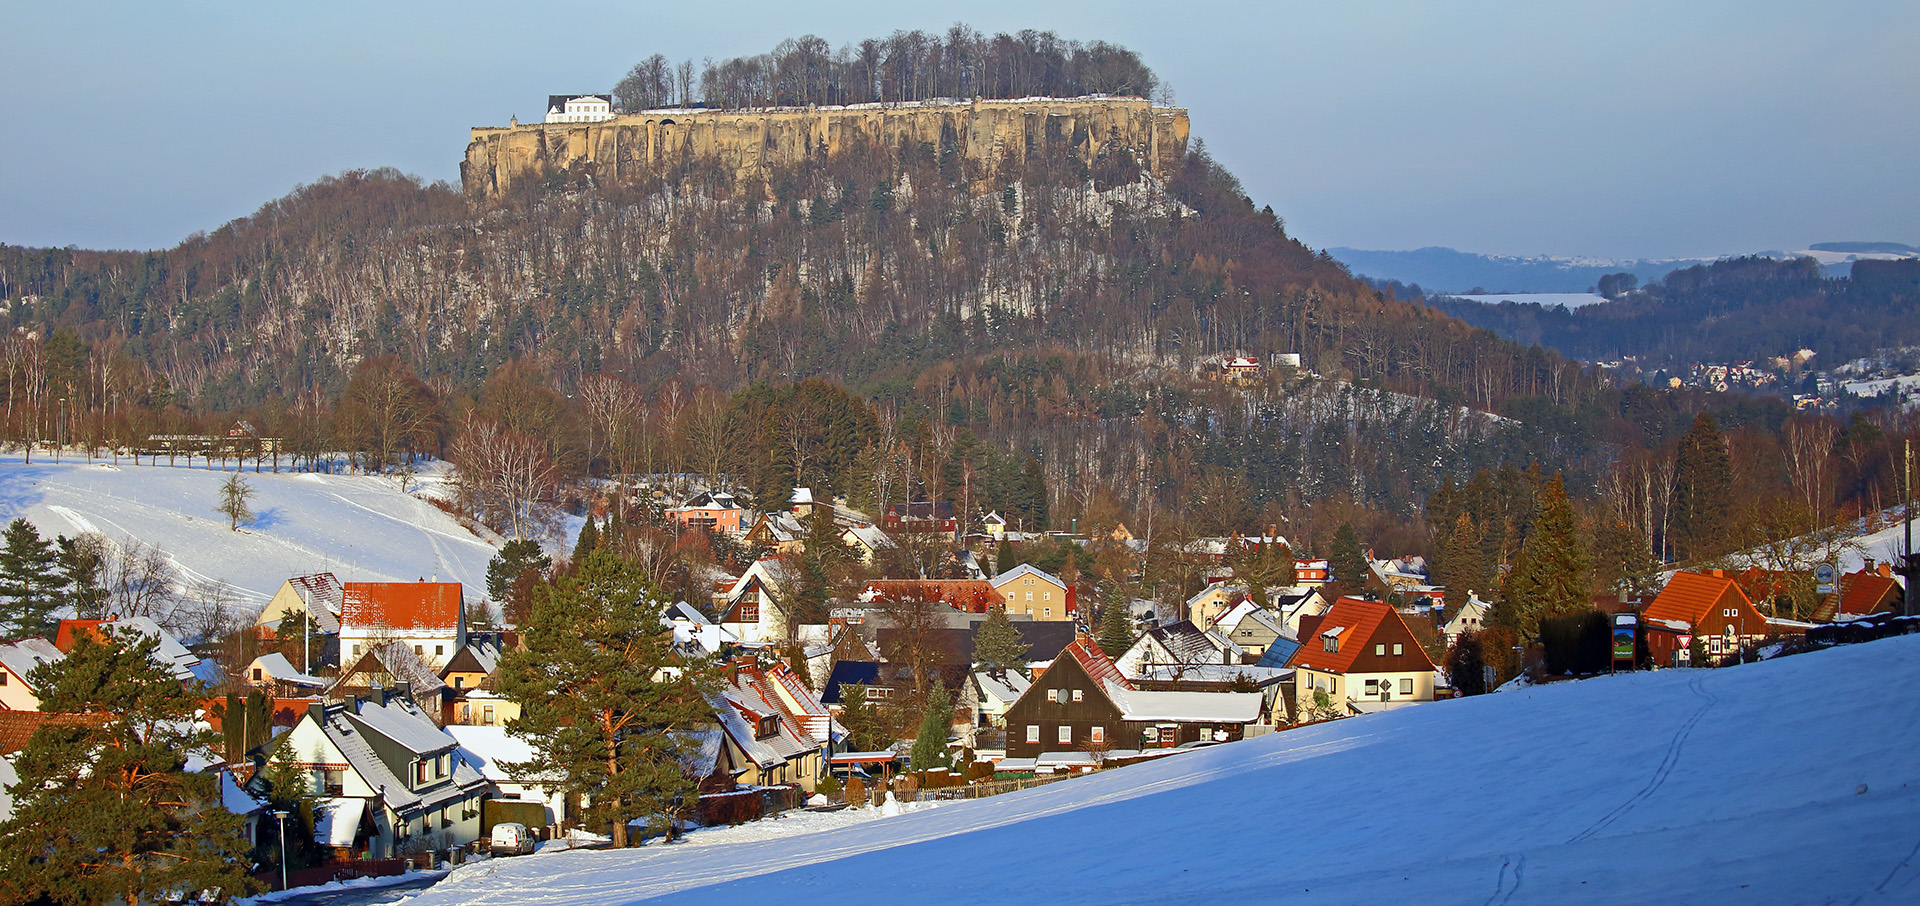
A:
[450, 415, 561, 540]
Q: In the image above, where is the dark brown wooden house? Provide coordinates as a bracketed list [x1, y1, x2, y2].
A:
[1003, 634, 1263, 758]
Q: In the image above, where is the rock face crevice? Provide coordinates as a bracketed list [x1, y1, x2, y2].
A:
[462, 97, 1188, 200]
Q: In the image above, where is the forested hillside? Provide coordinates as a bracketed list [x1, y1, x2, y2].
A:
[0, 29, 1901, 583]
[1424, 255, 1920, 367]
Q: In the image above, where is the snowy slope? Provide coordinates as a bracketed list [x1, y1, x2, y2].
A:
[406, 635, 1920, 905]
[0, 455, 498, 610]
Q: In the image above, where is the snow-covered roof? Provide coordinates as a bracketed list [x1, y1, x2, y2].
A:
[1108, 689, 1264, 723]
[0, 638, 63, 685]
[790, 487, 815, 505]
[249, 652, 327, 687]
[449, 724, 552, 783]
[974, 670, 1032, 705]
[348, 695, 457, 755]
[314, 797, 365, 847]
[991, 563, 1066, 589]
[1134, 664, 1292, 686]
[220, 768, 262, 815]
[70, 617, 222, 686]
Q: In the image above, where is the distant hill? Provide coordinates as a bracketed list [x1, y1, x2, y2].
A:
[1809, 241, 1918, 255]
[1327, 246, 1688, 295]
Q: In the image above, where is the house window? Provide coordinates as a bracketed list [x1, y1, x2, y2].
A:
[1365, 679, 1380, 695]
[352, 644, 362, 657]
[482, 705, 495, 725]
[1044, 591, 1051, 601]
[1399, 678, 1413, 695]
[435, 645, 445, 657]
[454, 676, 465, 689]
[415, 761, 427, 785]
[1322, 637, 1338, 653]
[1026, 591, 1033, 601]
[1047, 689, 1058, 703]
[1090, 726, 1104, 744]
[437, 755, 447, 779]
[252, 668, 263, 681]
[1392, 643, 1403, 656]
[1071, 689, 1083, 702]
[414, 645, 424, 656]
[1374, 643, 1385, 656]
[1044, 608, 1051, 618]
[0, 673, 7, 686]
[741, 603, 759, 624]
[1027, 725, 1040, 743]
[1058, 725, 1072, 744]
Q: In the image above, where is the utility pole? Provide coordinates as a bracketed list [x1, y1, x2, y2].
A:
[1901, 439, 1916, 618]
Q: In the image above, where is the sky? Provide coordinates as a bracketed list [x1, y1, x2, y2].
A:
[2, 1, 1916, 260]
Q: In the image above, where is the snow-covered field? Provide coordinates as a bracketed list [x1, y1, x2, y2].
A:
[1453, 292, 1609, 309]
[0, 455, 498, 612]
[402, 635, 1920, 905]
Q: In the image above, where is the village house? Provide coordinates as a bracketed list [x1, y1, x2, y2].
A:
[971, 669, 1032, 728]
[990, 563, 1075, 621]
[54, 618, 223, 688]
[1115, 619, 1244, 681]
[1003, 634, 1264, 759]
[883, 500, 957, 536]
[742, 511, 808, 555]
[1270, 587, 1333, 637]
[1812, 566, 1905, 622]
[331, 641, 449, 713]
[863, 578, 1006, 615]
[338, 581, 468, 670]
[448, 725, 567, 827]
[242, 652, 328, 696]
[840, 523, 894, 564]
[665, 489, 747, 536]
[1294, 559, 1332, 587]
[0, 711, 103, 822]
[0, 638, 64, 711]
[1442, 595, 1492, 646]
[277, 689, 488, 860]
[713, 659, 836, 793]
[1184, 584, 1244, 628]
[1642, 571, 1809, 666]
[1288, 598, 1438, 716]
[1209, 599, 1287, 658]
[720, 557, 797, 644]
[251, 573, 345, 639]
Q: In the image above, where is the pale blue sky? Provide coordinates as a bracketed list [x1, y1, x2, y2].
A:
[2, 1, 1915, 259]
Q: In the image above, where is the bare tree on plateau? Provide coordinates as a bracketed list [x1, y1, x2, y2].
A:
[216, 472, 255, 531]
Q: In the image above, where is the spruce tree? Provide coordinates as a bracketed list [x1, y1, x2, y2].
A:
[838, 683, 887, 752]
[0, 630, 256, 904]
[974, 606, 1032, 674]
[1669, 412, 1732, 560]
[1448, 632, 1487, 696]
[0, 518, 63, 638]
[55, 533, 110, 619]
[497, 547, 719, 847]
[571, 516, 601, 564]
[258, 732, 323, 871]
[1328, 522, 1369, 597]
[1096, 598, 1135, 658]
[909, 677, 953, 773]
[1500, 474, 1591, 641]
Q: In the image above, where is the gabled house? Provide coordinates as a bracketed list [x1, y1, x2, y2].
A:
[275, 689, 487, 859]
[252, 573, 345, 637]
[1184, 584, 1245, 628]
[840, 523, 895, 564]
[1270, 587, 1332, 637]
[1005, 634, 1263, 758]
[243, 652, 328, 694]
[54, 618, 222, 688]
[971, 669, 1032, 727]
[1442, 595, 1492, 645]
[438, 638, 501, 695]
[720, 558, 796, 643]
[666, 489, 746, 536]
[331, 641, 449, 709]
[544, 93, 615, 123]
[0, 711, 102, 821]
[714, 659, 836, 792]
[1114, 620, 1244, 681]
[1642, 571, 1806, 666]
[0, 638, 64, 711]
[448, 725, 566, 826]
[339, 582, 467, 670]
[1210, 599, 1286, 657]
[990, 564, 1075, 621]
[883, 501, 956, 536]
[1288, 598, 1437, 715]
[1294, 559, 1332, 587]
[743, 511, 808, 555]
[1812, 567, 1904, 622]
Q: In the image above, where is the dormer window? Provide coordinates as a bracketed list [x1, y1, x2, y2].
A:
[756, 716, 780, 739]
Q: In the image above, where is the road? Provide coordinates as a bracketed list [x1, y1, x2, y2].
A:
[260, 873, 445, 906]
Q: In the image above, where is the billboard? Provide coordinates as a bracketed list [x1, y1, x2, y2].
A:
[1612, 613, 1638, 667]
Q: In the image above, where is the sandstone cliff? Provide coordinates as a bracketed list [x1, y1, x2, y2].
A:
[462, 96, 1188, 200]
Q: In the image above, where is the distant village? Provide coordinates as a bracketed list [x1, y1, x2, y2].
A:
[2, 473, 1907, 884]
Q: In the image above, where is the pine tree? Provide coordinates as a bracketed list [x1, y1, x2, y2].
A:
[909, 677, 952, 773]
[974, 606, 1032, 674]
[1500, 474, 1591, 641]
[487, 538, 552, 601]
[0, 630, 257, 904]
[1328, 522, 1369, 597]
[1096, 598, 1135, 658]
[1669, 411, 1732, 560]
[258, 732, 323, 871]
[571, 516, 601, 564]
[838, 683, 887, 752]
[1448, 632, 1487, 696]
[0, 518, 63, 638]
[497, 547, 719, 847]
[1437, 512, 1484, 613]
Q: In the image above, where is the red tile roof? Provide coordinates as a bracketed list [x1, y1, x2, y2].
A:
[1813, 571, 1903, 622]
[1642, 572, 1749, 629]
[0, 711, 102, 756]
[1288, 597, 1394, 674]
[863, 579, 1006, 614]
[341, 582, 464, 634]
[1057, 633, 1133, 692]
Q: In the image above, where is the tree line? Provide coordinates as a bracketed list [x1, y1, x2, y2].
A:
[612, 24, 1162, 112]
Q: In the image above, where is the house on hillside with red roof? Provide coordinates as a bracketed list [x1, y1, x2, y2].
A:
[0, 639, 64, 711]
[1287, 598, 1437, 717]
[1003, 633, 1263, 759]
[1642, 571, 1808, 667]
[1812, 567, 1904, 623]
[863, 578, 1007, 615]
[338, 582, 467, 670]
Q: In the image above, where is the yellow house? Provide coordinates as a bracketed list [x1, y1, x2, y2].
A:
[991, 564, 1074, 621]
[252, 573, 344, 636]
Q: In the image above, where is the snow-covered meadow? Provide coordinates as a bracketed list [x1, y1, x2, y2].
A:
[406, 635, 1920, 905]
[0, 455, 498, 613]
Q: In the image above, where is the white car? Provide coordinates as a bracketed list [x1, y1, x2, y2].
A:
[489, 822, 538, 856]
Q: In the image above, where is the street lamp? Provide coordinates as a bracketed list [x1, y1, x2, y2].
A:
[273, 810, 291, 891]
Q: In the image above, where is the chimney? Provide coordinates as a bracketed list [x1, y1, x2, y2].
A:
[1879, 563, 1893, 579]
